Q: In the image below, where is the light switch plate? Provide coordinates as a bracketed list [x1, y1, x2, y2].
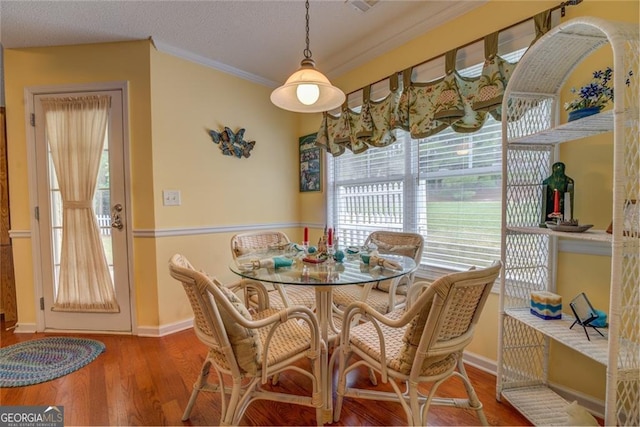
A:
[163, 190, 181, 206]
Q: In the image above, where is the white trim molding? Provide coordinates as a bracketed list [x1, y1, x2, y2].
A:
[137, 318, 193, 338]
[12, 223, 325, 240]
[133, 222, 320, 238]
[8, 229, 31, 239]
[327, 1, 487, 79]
[151, 38, 278, 88]
[15, 226, 611, 259]
[462, 351, 498, 376]
[13, 323, 37, 334]
[463, 351, 605, 419]
[550, 382, 605, 420]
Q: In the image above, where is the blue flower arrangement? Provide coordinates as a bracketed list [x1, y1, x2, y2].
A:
[564, 67, 634, 112]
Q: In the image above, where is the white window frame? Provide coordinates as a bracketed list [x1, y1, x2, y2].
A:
[327, 19, 540, 281]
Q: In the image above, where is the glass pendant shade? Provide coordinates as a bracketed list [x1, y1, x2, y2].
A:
[297, 84, 320, 105]
[271, 58, 346, 113]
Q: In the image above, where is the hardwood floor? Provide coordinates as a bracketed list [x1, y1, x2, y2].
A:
[1, 318, 531, 426]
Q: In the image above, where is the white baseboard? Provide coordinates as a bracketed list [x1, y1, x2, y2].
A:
[549, 383, 605, 419]
[462, 350, 498, 376]
[10, 320, 194, 337]
[137, 318, 193, 337]
[13, 323, 37, 333]
[463, 350, 605, 419]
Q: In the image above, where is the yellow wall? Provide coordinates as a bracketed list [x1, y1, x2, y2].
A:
[4, 40, 302, 330]
[149, 50, 300, 228]
[310, 0, 638, 403]
[4, 0, 637, 406]
[4, 40, 153, 330]
[148, 49, 302, 326]
[553, 253, 611, 400]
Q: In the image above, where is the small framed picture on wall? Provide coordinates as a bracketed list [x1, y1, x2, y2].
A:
[299, 133, 321, 192]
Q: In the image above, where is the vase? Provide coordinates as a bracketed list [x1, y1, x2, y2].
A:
[568, 106, 602, 122]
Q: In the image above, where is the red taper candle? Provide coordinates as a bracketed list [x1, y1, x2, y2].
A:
[327, 227, 333, 246]
[553, 189, 560, 213]
[303, 227, 309, 243]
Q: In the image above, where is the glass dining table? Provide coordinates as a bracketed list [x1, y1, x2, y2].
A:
[229, 248, 417, 423]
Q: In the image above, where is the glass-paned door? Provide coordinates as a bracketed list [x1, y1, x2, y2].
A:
[33, 88, 132, 332]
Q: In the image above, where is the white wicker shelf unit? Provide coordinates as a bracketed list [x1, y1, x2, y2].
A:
[497, 17, 639, 426]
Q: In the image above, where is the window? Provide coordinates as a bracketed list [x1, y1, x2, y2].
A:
[327, 44, 530, 280]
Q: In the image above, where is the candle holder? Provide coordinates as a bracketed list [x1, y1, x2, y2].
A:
[540, 162, 575, 228]
[548, 212, 563, 225]
[326, 244, 336, 265]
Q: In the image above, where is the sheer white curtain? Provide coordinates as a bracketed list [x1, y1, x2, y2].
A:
[42, 95, 119, 312]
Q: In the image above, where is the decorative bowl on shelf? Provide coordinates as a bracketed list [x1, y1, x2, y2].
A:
[545, 222, 593, 233]
[568, 106, 602, 122]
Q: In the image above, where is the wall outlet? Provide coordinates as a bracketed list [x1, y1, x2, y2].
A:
[162, 190, 181, 206]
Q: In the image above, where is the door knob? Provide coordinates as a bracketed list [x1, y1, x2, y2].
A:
[111, 204, 123, 230]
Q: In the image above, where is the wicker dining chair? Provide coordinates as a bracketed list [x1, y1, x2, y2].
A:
[168, 254, 323, 426]
[230, 230, 291, 259]
[332, 231, 424, 314]
[333, 260, 502, 426]
[230, 231, 315, 309]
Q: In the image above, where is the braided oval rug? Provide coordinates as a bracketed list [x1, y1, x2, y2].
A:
[0, 337, 105, 387]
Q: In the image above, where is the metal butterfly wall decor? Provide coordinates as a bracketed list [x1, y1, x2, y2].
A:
[208, 127, 256, 159]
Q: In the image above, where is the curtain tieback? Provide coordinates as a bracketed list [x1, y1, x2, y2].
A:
[64, 201, 93, 209]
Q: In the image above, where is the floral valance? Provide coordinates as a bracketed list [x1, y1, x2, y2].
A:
[316, 10, 552, 157]
[316, 75, 402, 156]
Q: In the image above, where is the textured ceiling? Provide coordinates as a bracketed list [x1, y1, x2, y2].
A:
[0, 0, 485, 87]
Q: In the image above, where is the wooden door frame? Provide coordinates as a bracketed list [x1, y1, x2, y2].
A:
[24, 81, 137, 333]
[1, 106, 18, 325]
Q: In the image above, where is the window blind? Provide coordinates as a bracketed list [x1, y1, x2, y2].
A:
[328, 48, 529, 279]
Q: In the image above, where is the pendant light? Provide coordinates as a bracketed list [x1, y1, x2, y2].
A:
[270, 0, 346, 113]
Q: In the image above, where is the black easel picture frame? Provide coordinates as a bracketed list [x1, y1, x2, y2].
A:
[569, 292, 604, 341]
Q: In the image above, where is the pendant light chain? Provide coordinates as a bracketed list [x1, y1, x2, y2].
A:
[303, 0, 312, 60]
[270, 0, 345, 112]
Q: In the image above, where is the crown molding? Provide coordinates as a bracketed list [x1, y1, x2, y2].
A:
[325, 1, 487, 79]
[152, 38, 279, 88]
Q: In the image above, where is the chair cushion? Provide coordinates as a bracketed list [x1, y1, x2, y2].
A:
[213, 283, 262, 375]
[368, 235, 420, 295]
[349, 309, 458, 376]
[252, 308, 316, 366]
[370, 237, 419, 259]
[399, 296, 445, 372]
[249, 285, 316, 310]
[374, 278, 407, 295]
[333, 285, 407, 314]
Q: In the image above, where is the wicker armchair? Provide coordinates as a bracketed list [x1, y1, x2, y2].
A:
[334, 261, 502, 426]
[332, 231, 424, 314]
[230, 230, 290, 258]
[230, 231, 316, 309]
[168, 254, 323, 426]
